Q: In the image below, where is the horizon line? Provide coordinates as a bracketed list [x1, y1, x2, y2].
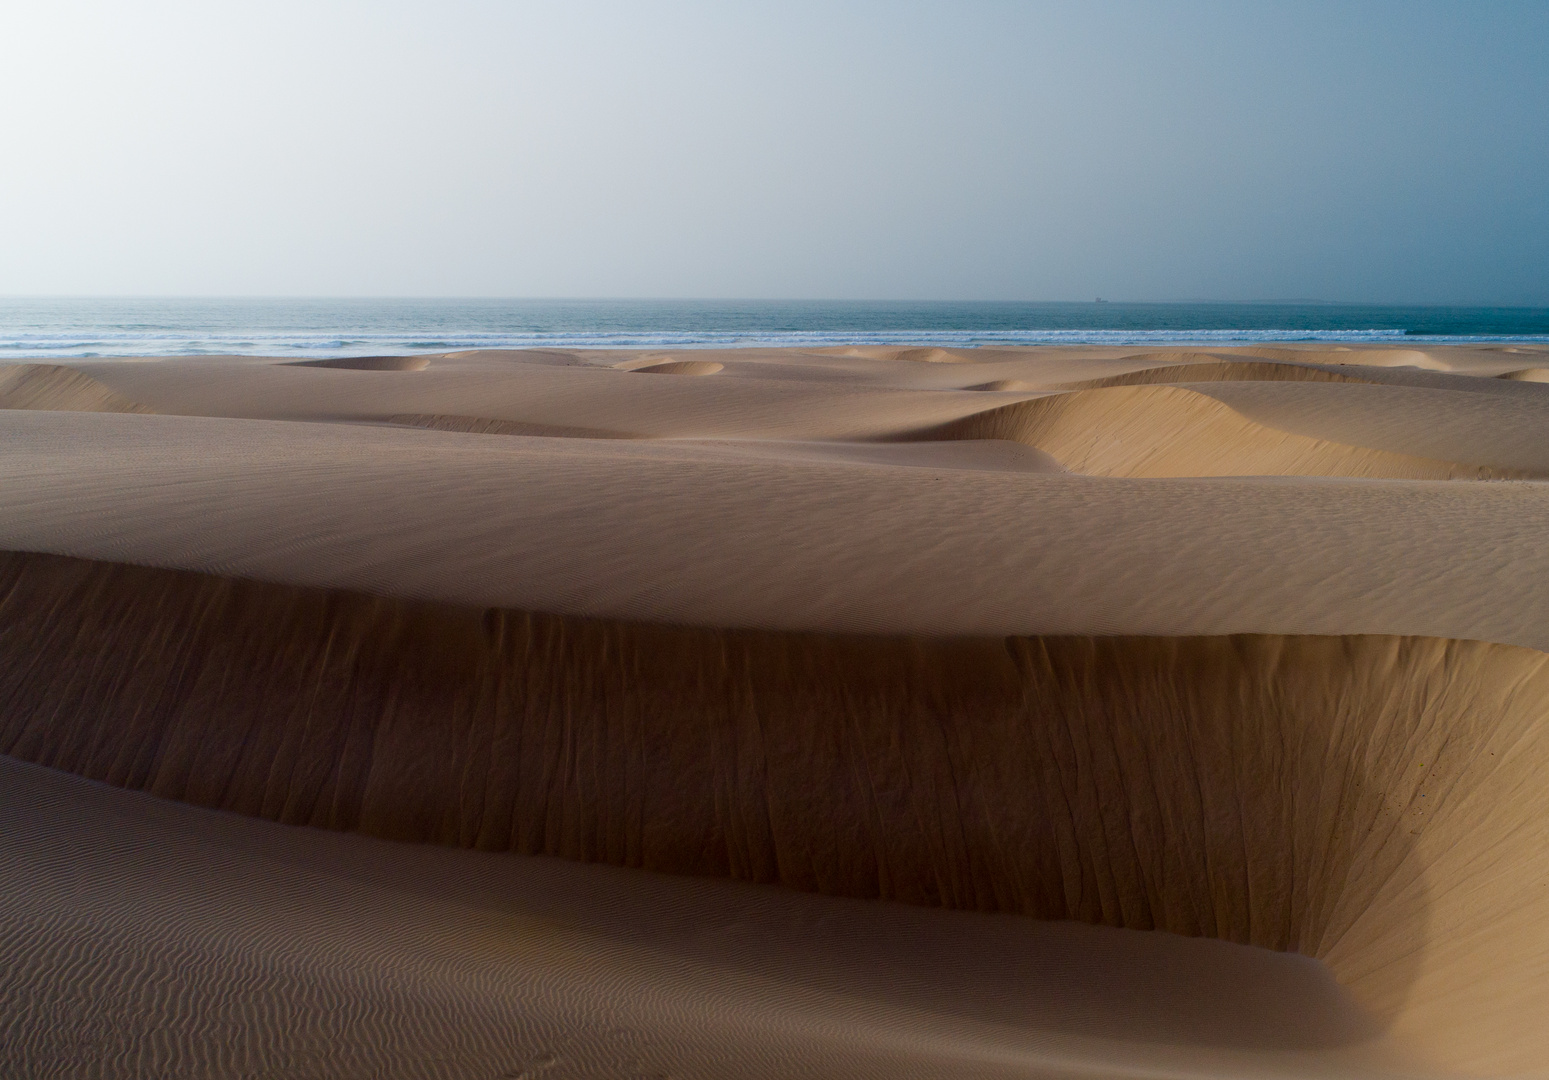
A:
[3, 295, 1548, 308]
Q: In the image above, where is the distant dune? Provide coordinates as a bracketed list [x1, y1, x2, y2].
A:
[288, 354, 433, 371]
[919, 382, 1524, 478]
[4, 342, 1549, 1077]
[621, 358, 725, 375]
[0, 362, 153, 412]
[1499, 366, 1549, 382]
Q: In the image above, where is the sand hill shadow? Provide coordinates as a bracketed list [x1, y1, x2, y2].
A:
[288, 355, 431, 371]
[0, 551, 1469, 1048]
[385, 413, 638, 439]
[1053, 356, 1379, 390]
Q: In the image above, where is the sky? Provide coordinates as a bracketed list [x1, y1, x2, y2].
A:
[1, 1, 1545, 303]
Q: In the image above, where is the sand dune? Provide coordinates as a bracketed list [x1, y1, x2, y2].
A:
[0, 362, 153, 412]
[824, 345, 973, 363]
[4, 549, 1549, 1071]
[917, 382, 1521, 478]
[619, 358, 726, 375]
[1242, 347, 1455, 371]
[4, 344, 1549, 1077]
[7, 406, 1549, 648]
[290, 354, 433, 371]
[1195, 380, 1549, 474]
[1499, 366, 1549, 382]
[1053, 356, 1374, 390]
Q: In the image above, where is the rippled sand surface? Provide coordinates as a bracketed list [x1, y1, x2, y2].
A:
[4, 343, 1549, 1077]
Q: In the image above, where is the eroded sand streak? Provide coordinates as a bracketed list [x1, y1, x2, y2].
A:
[4, 552, 1549, 1071]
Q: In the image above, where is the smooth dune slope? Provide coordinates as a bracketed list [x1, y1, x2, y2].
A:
[5, 343, 1549, 1078]
[2, 755, 1408, 1080]
[1190, 380, 1549, 474]
[5, 405, 1549, 646]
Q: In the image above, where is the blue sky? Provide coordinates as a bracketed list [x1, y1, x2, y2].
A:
[1, 1, 1544, 302]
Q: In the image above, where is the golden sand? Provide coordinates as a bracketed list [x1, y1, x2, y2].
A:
[4, 343, 1549, 1077]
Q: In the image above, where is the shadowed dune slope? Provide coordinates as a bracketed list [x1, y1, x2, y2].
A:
[1054, 357, 1376, 390]
[969, 378, 1039, 391]
[0, 363, 153, 413]
[988, 350, 1549, 398]
[289, 355, 433, 371]
[1241, 347, 1453, 372]
[386, 412, 638, 439]
[917, 383, 1525, 478]
[6, 550, 1549, 1071]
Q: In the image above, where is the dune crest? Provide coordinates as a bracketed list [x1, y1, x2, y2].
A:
[822, 346, 973, 364]
[628, 359, 724, 376]
[1242, 347, 1452, 371]
[1497, 367, 1549, 382]
[1055, 357, 1372, 390]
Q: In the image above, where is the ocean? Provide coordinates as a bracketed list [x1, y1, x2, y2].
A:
[1, 298, 1547, 359]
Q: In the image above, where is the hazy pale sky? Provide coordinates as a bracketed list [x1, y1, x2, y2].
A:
[2, 1, 1545, 302]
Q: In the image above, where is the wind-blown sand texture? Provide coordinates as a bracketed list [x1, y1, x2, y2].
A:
[3, 342, 1549, 1078]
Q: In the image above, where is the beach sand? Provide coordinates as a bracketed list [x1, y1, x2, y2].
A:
[4, 343, 1549, 1077]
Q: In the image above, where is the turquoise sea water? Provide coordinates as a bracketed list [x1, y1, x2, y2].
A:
[1, 298, 1546, 358]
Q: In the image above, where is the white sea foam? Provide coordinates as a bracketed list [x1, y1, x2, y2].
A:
[0, 300, 1543, 358]
[0, 328, 1522, 360]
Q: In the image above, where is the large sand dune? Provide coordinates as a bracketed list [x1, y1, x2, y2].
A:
[3, 343, 1549, 1077]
